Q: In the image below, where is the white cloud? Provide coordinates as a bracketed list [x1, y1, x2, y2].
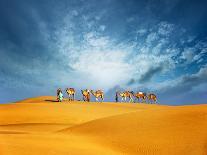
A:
[84, 32, 109, 47]
[51, 15, 207, 93]
[179, 41, 207, 65]
[181, 48, 195, 64]
[53, 15, 135, 90]
[146, 32, 159, 45]
[71, 49, 133, 89]
[158, 22, 174, 36]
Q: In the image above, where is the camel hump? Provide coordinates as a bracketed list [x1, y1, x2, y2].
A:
[97, 90, 103, 93]
[148, 93, 156, 98]
[66, 88, 76, 94]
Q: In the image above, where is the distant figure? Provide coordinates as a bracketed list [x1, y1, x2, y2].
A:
[57, 88, 61, 100]
[57, 88, 63, 102]
[115, 92, 118, 102]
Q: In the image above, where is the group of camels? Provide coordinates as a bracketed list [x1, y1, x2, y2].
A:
[57, 88, 157, 104]
[64, 88, 104, 102]
[116, 91, 157, 103]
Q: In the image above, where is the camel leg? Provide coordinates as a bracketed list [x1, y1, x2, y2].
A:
[101, 97, 104, 102]
[134, 98, 137, 103]
[143, 97, 146, 103]
[87, 94, 90, 102]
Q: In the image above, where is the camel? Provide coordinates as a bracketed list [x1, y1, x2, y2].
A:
[90, 90, 104, 102]
[148, 93, 157, 104]
[124, 91, 134, 102]
[117, 91, 133, 102]
[81, 89, 90, 102]
[117, 92, 125, 102]
[66, 88, 75, 101]
[131, 91, 147, 103]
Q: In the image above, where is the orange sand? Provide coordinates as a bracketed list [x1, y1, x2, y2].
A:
[0, 96, 207, 155]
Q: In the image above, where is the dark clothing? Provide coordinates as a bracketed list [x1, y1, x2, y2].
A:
[115, 93, 118, 102]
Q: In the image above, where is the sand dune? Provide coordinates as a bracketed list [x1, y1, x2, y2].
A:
[0, 96, 207, 155]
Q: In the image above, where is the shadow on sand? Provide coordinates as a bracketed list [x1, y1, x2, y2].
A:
[45, 100, 59, 102]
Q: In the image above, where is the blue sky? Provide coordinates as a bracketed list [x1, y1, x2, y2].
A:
[0, 0, 207, 104]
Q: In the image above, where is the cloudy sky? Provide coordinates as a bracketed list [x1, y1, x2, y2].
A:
[0, 0, 207, 104]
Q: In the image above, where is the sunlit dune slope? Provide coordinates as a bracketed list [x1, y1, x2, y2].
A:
[0, 96, 207, 155]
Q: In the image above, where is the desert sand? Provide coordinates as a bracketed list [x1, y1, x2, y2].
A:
[0, 96, 207, 155]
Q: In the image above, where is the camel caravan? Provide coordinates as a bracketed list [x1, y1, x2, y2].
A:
[116, 91, 157, 104]
[57, 88, 157, 104]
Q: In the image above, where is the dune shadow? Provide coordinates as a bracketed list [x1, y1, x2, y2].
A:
[0, 131, 28, 134]
[0, 123, 68, 127]
[45, 99, 58, 102]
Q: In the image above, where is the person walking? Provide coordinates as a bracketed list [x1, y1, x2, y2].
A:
[57, 89, 63, 102]
[115, 92, 118, 102]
